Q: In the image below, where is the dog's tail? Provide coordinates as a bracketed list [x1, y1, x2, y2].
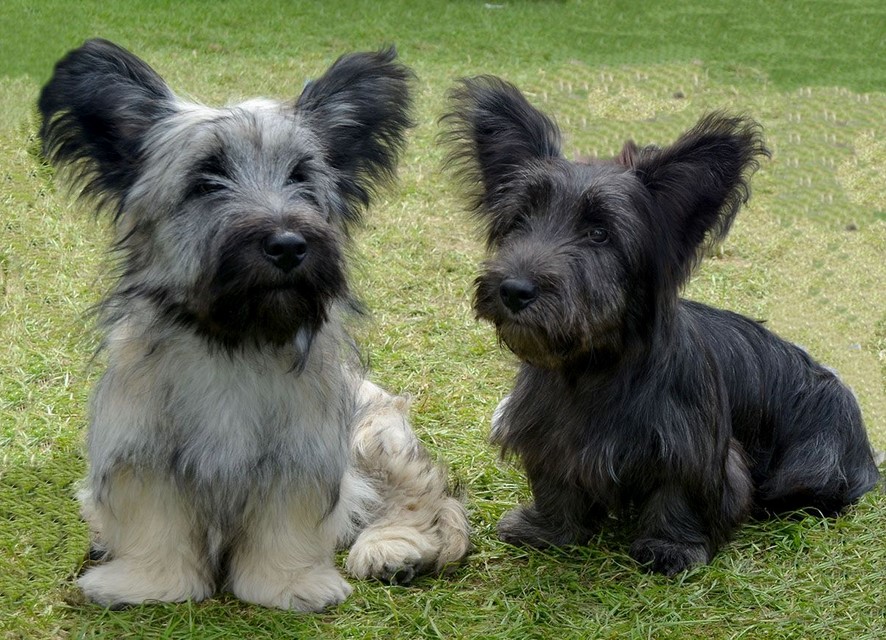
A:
[345, 380, 471, 583]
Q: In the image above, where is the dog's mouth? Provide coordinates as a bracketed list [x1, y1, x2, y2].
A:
[492, 318, 583, 369]
[254, 282, 303, 295]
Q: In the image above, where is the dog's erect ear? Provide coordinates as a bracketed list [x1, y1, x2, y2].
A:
[631, 112, 768, 283]
[38, 39, 176, 218]
[615, 140, 644, 169]
[295, 47, 414, 231]
[441, 76, 562, 223]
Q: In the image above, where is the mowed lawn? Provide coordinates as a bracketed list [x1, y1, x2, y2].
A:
[1, 1, 884, 638]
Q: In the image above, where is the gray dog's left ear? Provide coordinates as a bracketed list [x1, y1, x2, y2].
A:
[295, 47, 414, 231]
[38, 38, 176, 218]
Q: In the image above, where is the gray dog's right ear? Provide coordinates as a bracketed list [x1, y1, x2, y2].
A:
[294, 47, 414, 233]
[38, 39, 176, 217]
[441, 76, 562, 218]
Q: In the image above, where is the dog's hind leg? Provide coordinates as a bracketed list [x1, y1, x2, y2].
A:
[755, 379, 880, 517]
[345, 381, 471, 584]
[77, 469, 214, 607]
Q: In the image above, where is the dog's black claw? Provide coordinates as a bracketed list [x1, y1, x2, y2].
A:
[87, 545, 106, 563]
[629, 539, 708, 576]
[382, 563, 416, 586]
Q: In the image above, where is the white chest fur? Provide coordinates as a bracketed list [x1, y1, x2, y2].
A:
[86, 319, 355, 496]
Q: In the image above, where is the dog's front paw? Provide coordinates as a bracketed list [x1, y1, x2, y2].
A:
[233, 565, 352, 612]
[78, 558, 213, 607]
[629, 538, 710, 576]
[498, 504, 579, 549]
[347, 525, 437, 585]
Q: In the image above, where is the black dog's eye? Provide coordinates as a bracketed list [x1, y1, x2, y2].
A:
[588, 227, 609, 244]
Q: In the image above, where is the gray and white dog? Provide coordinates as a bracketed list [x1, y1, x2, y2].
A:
[38, 39, 470, 611]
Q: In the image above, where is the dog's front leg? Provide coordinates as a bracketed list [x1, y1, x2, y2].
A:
[629, 483, 717, 576]
[77, 469, 214, 607]
[228, 486, 352, 612]
[498, 472, 606, 549]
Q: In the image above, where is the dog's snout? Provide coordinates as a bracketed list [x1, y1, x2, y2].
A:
[263, 231, 308, 272]
[499, 277, 538, 313]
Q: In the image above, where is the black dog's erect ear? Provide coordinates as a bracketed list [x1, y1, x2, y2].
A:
[38, 39, 176, 218]
[441, 76, 563, 227]
[631, 112, 769, 283]
[295, 47, 414, 231]
[614, 140, 646, 169]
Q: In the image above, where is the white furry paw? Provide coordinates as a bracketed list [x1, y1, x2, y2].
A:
[347, 525, 438, 585]
[78, 558, 213, 607]
[232, 565, 352, 612]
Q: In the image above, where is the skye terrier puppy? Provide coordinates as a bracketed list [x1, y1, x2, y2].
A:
[39, 39, 469, 610]
[443, 76, 879, 575]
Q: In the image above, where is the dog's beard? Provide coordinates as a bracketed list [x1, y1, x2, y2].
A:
[474, 263, 630, 369]
[475, 287, 625, 370]
[189, 229, 349, 350]
[474, 272, 592, 369]
[495, 321, 577, 369]
[204, 282, 340, 348]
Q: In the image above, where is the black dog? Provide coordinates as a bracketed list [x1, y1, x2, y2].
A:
[443, 76, 880, 575]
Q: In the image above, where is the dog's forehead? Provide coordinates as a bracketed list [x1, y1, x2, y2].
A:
[571, 160, 634, 190]
[542, 161, 639, 212]
[154, 99, 317, 161]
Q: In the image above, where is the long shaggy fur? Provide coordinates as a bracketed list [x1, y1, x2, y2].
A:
[39, 39, 469, 610]
[443, 76, 879, 575]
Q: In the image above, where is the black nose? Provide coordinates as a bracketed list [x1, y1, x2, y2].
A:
[263, 231, 308, 272]
[499, 277, 538, 313]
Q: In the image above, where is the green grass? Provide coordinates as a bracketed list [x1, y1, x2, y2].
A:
[2, 1, 885, 638]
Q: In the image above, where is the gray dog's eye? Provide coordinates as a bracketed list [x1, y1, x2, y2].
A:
[190, 177, 226, 198]
[286, 161, 310, 186]
[588, 227, 609, 244]
[187, 154, 228, 199]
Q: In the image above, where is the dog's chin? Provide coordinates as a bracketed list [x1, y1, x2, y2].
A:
[199, 286, 334, 349]
[496, 322, 580, 370]
[252, 288, 329, 344]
